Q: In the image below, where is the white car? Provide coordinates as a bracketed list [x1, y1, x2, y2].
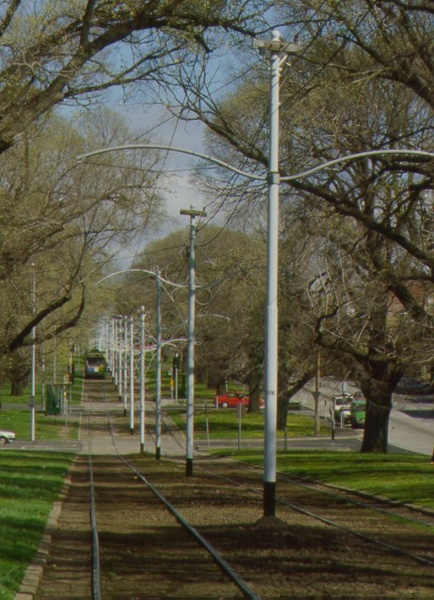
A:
[333, 395, 354, 424]
[0, 429, 16, 445]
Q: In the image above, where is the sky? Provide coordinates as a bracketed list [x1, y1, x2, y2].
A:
[110, 103, 212, 268]
[121, 103, 207, 213]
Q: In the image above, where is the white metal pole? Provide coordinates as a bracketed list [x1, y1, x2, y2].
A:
[140, 306, 146, 453]
[117, 316, 122, 400]
[253, 29, 301, 518]
[111, 317, 116, 382]
[129, 316, 135, 434]
[30, 264, 36, 442]
[175, 353, 179, 404]
[155, 272, 162, 460]
[123, 315, 128, 416]
[180, 208, 206, 476]
[264, 30, 282, 517]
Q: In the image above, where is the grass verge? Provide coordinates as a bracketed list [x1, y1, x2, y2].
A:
[169, 408, 317, 439]
[0, 451, 75, 599]
[0, 408, 79, 442]
[220, 448, 434, 510]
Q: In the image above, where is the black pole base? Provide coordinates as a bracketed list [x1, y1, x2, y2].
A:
[130, 427, 134, 435]
[263, 481, 276, 517]
[156, 446, 161, 461]
[140, 442, 145, 454]
[186, 457, 193, 477]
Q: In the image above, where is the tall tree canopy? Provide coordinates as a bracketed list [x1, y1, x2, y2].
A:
[177, 1, 433, 451]
[0, 0, 269, 155]
[0, 108, 162, 390]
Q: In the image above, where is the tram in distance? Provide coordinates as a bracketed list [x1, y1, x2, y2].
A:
[84, 352, 107, 379]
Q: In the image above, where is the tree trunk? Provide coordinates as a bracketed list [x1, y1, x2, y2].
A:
[359, 369, 396, 453]
[277, 371, 313, 430]
[360, 396, 391, 452]
[7, 351, 30, 397]
[10, 379, 26, 396]
[248, 368, 263, 413]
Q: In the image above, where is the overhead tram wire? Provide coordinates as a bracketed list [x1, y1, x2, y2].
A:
[192, 98, 270, 249]
[109, 54, 202, 270]
[153, 46, 272, 243]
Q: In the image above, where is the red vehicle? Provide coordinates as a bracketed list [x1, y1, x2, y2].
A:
[215, 392, 264, 409]
[215, 392, 249, 409]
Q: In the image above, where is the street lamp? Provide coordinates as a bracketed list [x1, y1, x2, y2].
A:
[254, 30, 301, 517]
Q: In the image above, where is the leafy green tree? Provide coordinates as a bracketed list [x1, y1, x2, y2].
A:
[111, 224, 268, 409]
[276, 1, 434, 110]
[0, 109, 163, 390]
[0, 0, 269, 156]
[173, 12, 433, 450]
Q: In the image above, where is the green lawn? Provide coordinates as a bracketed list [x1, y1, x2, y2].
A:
[169, 408, 318, 439]
[0, 451, 74, 599]
[0, 409, 79, 442]
[224, 448, 434, 510]
[0, 374, 83, 442]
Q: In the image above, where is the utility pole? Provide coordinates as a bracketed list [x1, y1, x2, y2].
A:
[140, 306, 146, 454]
[180, 207, 207, 477]
[253, 30, 301, 517]
[129, 315, 135, 434]
[30, 262, 36, 442]
[155, 271, 162, 460]
[123, 315, 128, 416]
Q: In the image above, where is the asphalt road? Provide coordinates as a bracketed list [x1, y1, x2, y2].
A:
[295, 379, 434, 457]
[389, 397, 434, 456]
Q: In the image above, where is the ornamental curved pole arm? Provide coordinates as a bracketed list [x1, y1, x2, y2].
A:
[96, 268, 187, 289]
[78, 145, 433, 185]
[280, 149, 434, 182]
[78, 144, 265, 182]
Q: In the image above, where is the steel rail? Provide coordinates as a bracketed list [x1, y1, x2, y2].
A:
[224, 460, 434, 530]
[275, 471, 434, 529]
[196, 464, 434, 569]
[123, 455, 261, 600]
[102, 399, 261, 600]
[86, 410, 102, 600]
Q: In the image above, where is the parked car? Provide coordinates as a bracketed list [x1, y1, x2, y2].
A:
[215, 392, 249, 409]
[350, 399, 366, 428]
[333, 394, 354, 424]
[0, 429, 16, 445]
[215, 392, 264, 409]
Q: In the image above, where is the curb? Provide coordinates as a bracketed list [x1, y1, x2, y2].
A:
[14, 464, 74, 600]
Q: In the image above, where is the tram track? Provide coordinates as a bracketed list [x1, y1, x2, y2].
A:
[194, 460, 434, 568]
[37, 381, 261, 600]
[34, 378, 434, 598]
